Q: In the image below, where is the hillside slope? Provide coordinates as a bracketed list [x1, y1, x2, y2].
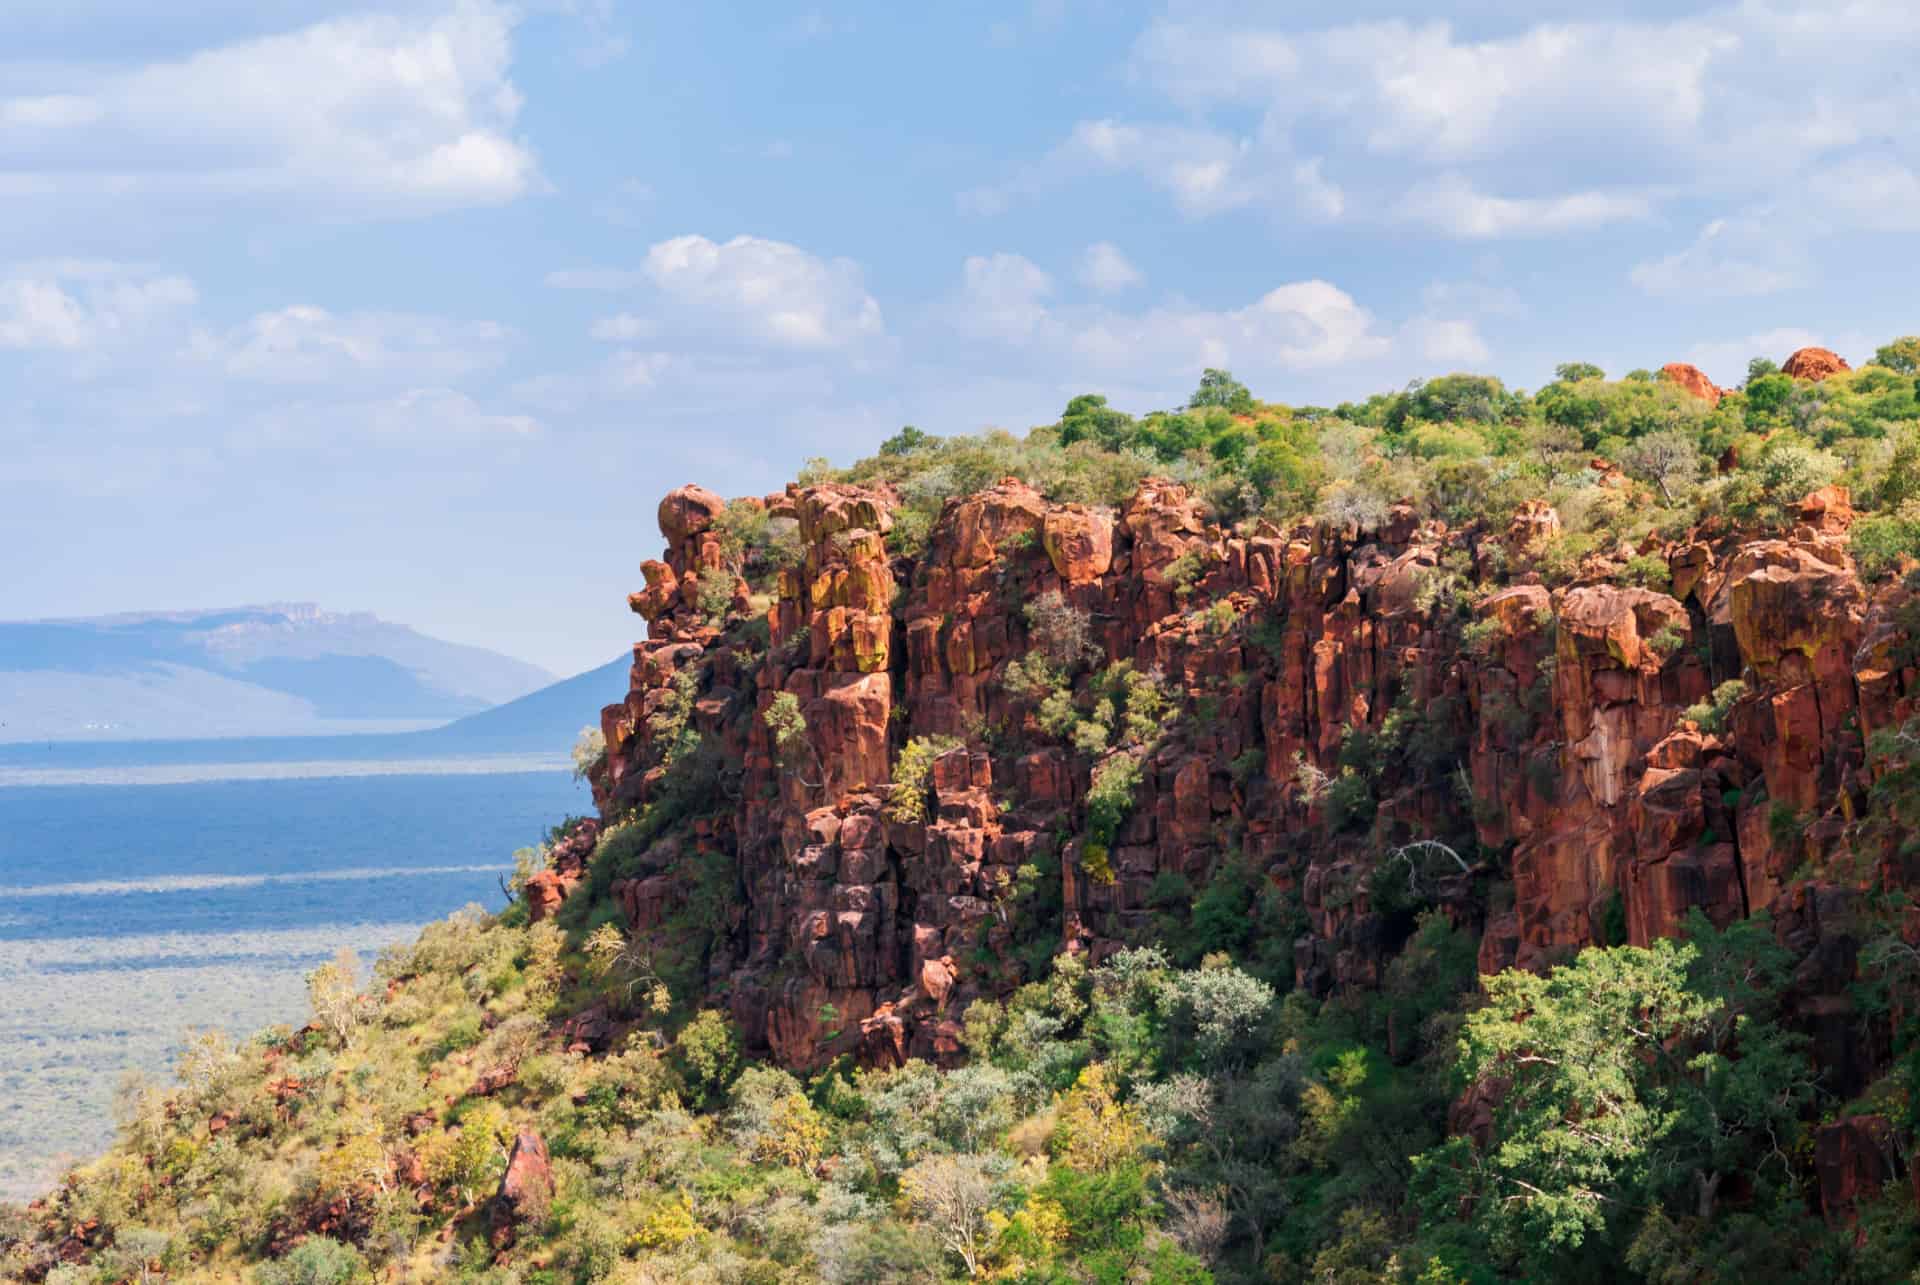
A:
[0, 605, 555, 741]
[13, 346, 1920, 1284]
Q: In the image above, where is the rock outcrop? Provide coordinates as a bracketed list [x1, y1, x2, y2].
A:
[561, 473, 1920, 1095]
[1660, 361, 1725, 406]
[1782, 347, 1852, 382]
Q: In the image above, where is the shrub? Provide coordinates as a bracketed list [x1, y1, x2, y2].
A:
[888, 735, 964, 824]
[1460, 615, 1503, 657]
[1162, 551, 1204, 596]
[570, 724, 606, 782]
[1852, 510, 1920, 580]
[673, 1010, 741, 1108]
[1025, 590, 1099, 669]
[693, 571, 737, 622]
[254, 1237, 371, 1285]
[306, 949, 369, 1050]
[1645, 623, 1687, 663]
[1621, 553, 1671, 589]
[1086, 753, 1144, 848]
[648, 666, 702, 769]
[1683, 680, 1747, 735]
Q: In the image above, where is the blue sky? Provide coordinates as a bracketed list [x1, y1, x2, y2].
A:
[4, 0, 1916, 675]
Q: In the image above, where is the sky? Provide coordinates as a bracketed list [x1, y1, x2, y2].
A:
[3, 1, 1916, 675]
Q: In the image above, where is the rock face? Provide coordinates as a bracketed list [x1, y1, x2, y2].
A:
[1660, 361, 1724, 407]
[1782, 346, 1851, 382]
[1814, 1116, 1896, 1223]
[573, 474, 1920, 1094]
[491, 1129, 553, 1246]
[523, 818, 599, 922]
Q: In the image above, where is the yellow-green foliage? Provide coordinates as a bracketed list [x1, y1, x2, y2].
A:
[887, 733, 963, 824]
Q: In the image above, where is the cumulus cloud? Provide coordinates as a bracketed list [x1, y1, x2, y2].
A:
[1398, 175, 1650, 238]
[1068, 280, 1391, 374]
[945, 255, 1391, 382]
[1079, 243, 1144, 293]
[0, 261, 196, 351]
[965, 117, 1343, 223]
[640, 235, 885, 350]
[981, 3, 1920, 247]
[0, 0, 537, 216]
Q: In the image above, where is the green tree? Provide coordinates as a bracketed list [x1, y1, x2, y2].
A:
[673, 1009, 741, 1108]
[1188, 368, 1254, 413]
[1554, 362, 1606, 383]
[1871, 336, 1920, 376]
[1059, 394, 1139, 451]
[880, 424, 933, 455]
[1417, 929, 1812, 1278]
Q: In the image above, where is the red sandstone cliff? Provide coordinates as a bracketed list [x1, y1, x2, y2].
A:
[571, 472, 1917, 1094]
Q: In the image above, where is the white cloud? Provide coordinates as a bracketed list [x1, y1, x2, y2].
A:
[1398, 175, 1649, 238]
[949, 257, 1391, 380]
[959, 253, 1054, 341]
[1133, 15, 1731, 165]
[1069, 120, 1252, 216]
[0, 261, 196, 351]
[1068, 280, 1391, 374]
[641, 234, 885, 350]
[1403, 316, 1489, 364]
[989, 4, 1920, 246]
[972, 117, 1343, 222]
[0, 0, 537, 216]
[1079, 243, 1144, 294]
[1629, 215, 1807, 298]
[190, 307, 512, 384]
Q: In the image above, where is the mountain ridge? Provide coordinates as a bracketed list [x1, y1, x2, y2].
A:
[0, 604, 555, 742]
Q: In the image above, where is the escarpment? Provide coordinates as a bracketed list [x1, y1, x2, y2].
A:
[572, 467, 1920, 1096]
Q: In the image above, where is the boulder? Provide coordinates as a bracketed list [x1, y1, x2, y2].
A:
[492, 1129, 553, 1246]
[1782, 347, 1851, 382]
[658, 484, 727, 543]
[1660, 361, 1725, 406]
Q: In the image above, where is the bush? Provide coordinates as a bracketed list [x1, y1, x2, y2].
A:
[1621, 553, 1671, 589]
[1086, 753, 1144, 848]
[887, 735, 964, 825]
[254, 1237, 370, 1285]
[1684, 680, 1747, 735]
[1025, 590, 1099, 669]
[1852, 510, 1920, 580]
[673, 1010, 741, 1108]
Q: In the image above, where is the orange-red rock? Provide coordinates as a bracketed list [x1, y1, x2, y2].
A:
[1782, 346, 1851, 381]
[1660, 361, 1725, 406]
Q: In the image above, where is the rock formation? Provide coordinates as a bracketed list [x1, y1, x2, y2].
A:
[1660, 361, 1725, 406]
[546, 471, 1920, 1091]
[1782, 346, 1852, 382]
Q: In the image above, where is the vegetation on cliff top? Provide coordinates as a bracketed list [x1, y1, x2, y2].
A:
[11, 343, 1920, 1284]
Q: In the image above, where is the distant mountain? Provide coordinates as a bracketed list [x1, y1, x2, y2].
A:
[418, 655, 629, 753]
[0, 604, 555, 742]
